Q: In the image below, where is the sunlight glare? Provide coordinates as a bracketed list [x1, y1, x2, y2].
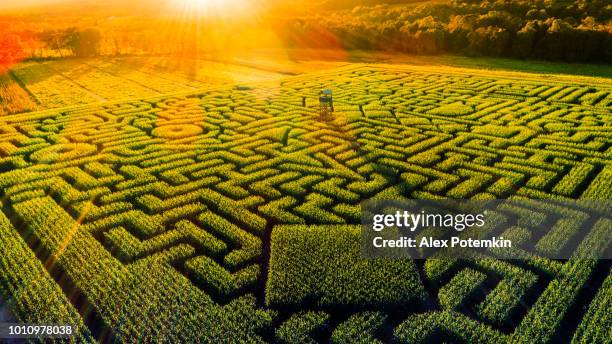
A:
[170, 0, 252, 18]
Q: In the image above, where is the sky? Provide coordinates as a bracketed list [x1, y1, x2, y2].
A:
[0, 0, 66, 9]
[0, 0, 322, 15]
[0, 0, 159, 10]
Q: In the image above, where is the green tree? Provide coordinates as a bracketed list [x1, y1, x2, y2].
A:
[512, 21, 540, 58]
[467, 26, 510, 56]
[64, 28, 102, 57]
[38, 30, 66, 57]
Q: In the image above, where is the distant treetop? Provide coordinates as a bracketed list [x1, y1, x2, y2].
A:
[283, 0, 612, 62]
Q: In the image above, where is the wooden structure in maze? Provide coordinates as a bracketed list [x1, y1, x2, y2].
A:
[319, 89, 334, 121]
[0, 65, 610, 343]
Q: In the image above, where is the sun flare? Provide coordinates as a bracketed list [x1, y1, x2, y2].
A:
[179, 0, 230, 10]
[170, 0, 253, 18]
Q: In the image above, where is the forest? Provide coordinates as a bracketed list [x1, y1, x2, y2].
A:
[282, 0, 612, 62]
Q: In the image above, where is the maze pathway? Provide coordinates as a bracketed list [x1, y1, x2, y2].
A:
[0, 65, 610, 343]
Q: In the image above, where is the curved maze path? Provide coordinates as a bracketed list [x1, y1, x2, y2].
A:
[0, 65, 610, 343]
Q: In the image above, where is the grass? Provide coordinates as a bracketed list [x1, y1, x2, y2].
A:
[399, 54, 612, 79]
[280, 49, 612, 79]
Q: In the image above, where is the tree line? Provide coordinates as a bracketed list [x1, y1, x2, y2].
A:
[38, 28, 102, 58]
[1, 0, 610, 64]
[281, 0, 612, 62]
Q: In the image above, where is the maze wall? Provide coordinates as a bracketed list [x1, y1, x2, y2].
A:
[0, 65, 611, 343]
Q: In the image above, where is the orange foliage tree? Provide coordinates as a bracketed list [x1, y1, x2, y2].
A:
[0, 30, 26, 73]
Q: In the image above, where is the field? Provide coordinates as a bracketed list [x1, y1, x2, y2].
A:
[0, 56, 346, 116]
[0, 61, 611, 343]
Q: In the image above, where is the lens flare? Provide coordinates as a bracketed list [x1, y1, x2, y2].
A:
[170, 0, 253, 18]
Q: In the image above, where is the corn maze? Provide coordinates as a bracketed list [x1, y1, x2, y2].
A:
[0, 64, 611, 343]
[0, 58, 290, 117]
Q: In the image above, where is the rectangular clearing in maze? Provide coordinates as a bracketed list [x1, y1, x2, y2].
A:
[0, 65, 610, 343]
